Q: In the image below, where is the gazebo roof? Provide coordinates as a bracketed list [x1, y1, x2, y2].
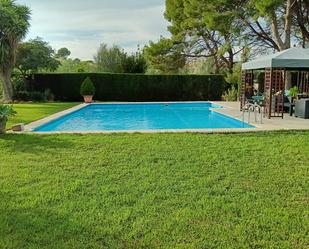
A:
[242, 47, 309, 70]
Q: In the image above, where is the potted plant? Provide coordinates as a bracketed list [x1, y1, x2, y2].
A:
[289, 86, 298, 103]
[0, 105, 16, 134]
[80, 77, 95, 103]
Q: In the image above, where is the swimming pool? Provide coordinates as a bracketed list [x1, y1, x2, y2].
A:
[33, 103, 253, 132]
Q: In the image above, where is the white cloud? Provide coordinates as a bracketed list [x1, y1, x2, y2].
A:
[16, 0, 170, 60]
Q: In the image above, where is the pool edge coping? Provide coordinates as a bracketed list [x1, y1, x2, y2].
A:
[24, 103, 89, 132]
[20, 101, 269, 134]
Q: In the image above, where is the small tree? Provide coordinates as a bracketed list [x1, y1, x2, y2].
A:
[80, 77, 95, 96]
[95, 44, 124, 73]
[16, 37, 60, 77]
[0, 104, 16, 133]
[0, 0, 31, 102]
[55, 47, 71, 59]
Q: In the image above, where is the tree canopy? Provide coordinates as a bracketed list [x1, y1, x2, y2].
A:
[55, 47, 71, 59]
[56, 58, 97, 73]
[16, 37, 60, 76]
[146, 0, 309, 74]
[95, 43, 146, 73]
[0, 0, 31, 102]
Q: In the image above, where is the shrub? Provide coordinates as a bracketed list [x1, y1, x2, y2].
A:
[13, 91, 45, 101]
[223, 86, 238, 101]
[27, 73, 226, 102]
[44, 88, 54, 101]
[30, 91, 46, 101]
[80, 77, 95, 96]
[289, 86, 298, 98]
[0, 105, 16, 119]
[12, 76, 28, 92]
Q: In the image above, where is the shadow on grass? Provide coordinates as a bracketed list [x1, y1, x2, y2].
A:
[0, 206, 89, 248]
[0, 134, 74, 154]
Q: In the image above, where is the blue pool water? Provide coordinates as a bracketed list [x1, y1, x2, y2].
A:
[34, 103, 253, 132]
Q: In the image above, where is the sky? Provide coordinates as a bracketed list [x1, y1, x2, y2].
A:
[16, 0, 170, 60]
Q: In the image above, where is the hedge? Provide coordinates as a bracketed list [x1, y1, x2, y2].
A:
[27, 73, 226, 102]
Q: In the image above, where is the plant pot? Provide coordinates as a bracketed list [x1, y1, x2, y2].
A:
[83, 95, 93, 103]
[0, 117, 8, 134]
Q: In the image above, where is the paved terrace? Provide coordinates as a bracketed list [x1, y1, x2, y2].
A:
[212, 102, 309, 131]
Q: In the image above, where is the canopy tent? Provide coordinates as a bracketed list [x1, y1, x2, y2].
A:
[240, 48, 309, 119]
[242, 48, 309, 70]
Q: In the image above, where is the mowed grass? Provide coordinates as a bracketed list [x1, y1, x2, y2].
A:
[0, 132, 308, 249]
[6, 103, 79, 128]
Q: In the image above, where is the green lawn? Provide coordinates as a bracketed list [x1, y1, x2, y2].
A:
[6, 103, 79, 128]
[0, 132, 308, 248]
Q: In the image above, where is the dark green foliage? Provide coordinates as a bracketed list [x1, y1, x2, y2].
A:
[11, 75, 47, 102]
[0, 0, 31, 101]
[0, 104, 16, 118]
[12, 76, 28, 92]
[55, 47, 71, 59]
[13, 91, 46, 102]
[95, 44, 147, 74]
[44, 88, 54, 101]
[16, 37, 60, 76]
[28, 73, 225, 102]
[121, 52, 147, 73]
[144, 38, 185, 74]
[80, 77, 95, 96]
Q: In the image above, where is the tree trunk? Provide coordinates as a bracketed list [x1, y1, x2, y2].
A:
[285, 71, 292, 90]
[0, 71, 13, 103]
[271, 13, 285, 51]
[283, 0, 294, 49]
[271, 0, 294, 51]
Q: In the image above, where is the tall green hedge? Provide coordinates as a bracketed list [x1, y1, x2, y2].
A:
[28, 73, 225, 102]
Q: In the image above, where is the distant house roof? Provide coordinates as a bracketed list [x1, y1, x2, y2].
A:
[242, 47, 309, 70]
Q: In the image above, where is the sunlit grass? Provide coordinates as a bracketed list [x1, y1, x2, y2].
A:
[6, 103, 79, 128]
[0, 132, 308, 248]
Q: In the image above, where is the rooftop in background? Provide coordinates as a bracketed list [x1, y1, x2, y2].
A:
[242, 48, 309, 70]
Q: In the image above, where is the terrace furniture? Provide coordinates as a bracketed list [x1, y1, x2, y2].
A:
[283, 95, 294, 115]
[251, 95, 264, 106]
[295, 99, 309, 119]
[287, 103, 295, 116]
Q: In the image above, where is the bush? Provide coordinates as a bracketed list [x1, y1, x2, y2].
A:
[27, 73, 226, 102]
[44, 88, 54, 101]
[80, 77, 95, 96]
[30, 91, 46, 101]
[0, 104, 16, 119]
[223, 86, 238, 101]
[13, 91, 45, 102]
[12, 76, 28, 92]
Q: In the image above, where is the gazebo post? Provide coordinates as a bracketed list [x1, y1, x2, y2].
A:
[269, 68, 273, 119]
[264, 67, 272, 119]
[240, 69, 247, 110]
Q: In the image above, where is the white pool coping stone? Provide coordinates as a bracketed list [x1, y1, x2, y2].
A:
[20, 101, 309, 134]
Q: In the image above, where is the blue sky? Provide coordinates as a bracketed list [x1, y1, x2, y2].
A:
[17, 0, 169, 60]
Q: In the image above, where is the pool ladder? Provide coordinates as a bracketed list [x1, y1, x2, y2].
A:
[242, 103, 263, 125]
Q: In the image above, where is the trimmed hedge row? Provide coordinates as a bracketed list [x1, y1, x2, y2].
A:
[27, 73, 225, 102]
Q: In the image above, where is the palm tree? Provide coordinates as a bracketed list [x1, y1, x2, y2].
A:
[0, 0, 31, 102]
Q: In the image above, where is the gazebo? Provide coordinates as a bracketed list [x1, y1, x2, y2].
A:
[241, 48, 309, 119]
